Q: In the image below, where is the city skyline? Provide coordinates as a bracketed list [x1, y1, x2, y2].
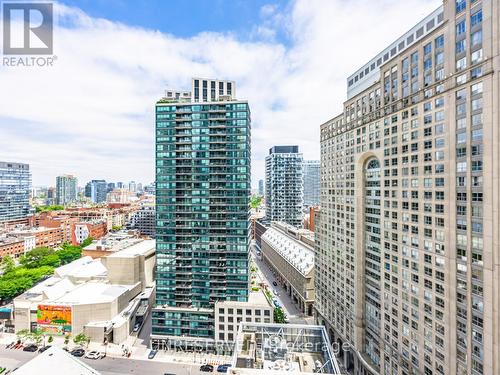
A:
[0, 0, 441, 187]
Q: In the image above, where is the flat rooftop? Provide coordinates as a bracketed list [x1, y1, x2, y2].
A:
[231, 323, 341, 374]
[217, 290, 270, 308]
[14, 346, 101, 375]
[55, 256, 107, 279]
[84, 231, 144, 252]
[15, 277, 133, 307]
[52, 282, 131, 305]
[106, 239, 155, 258]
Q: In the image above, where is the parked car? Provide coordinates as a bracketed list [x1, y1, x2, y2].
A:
[147, 349, 157, 359]
[85, 351, 102, 359]
[217, 364, 232, 373]
[39, 345, 51, 353]
[23, 344, 38, 352]
[272, 281, 277, 286]
[70, 348, 85, 357]
[200, 364, 214, 372]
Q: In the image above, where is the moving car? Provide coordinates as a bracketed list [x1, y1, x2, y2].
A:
[133, 323, 141, 332]
[147, 349, 157, 359]
[70, 348, 85, 357]
[23, 344, 38, 352]
[85, 351, 102, 359]
[217, 364, 232, 373]
[39, 345, 51, 353]
[200, 364, 214, 372]
[272, 281, 277, 286]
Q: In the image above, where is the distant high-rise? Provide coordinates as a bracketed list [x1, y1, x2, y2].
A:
[116, 182, 124, 189]
[152, 78, 251, 347]
[0, 161, 32, 223]
[107, 182, 116, 193]
[56, 175, 77, 206]
[128, 181, 137, 192]
[265, 146, 303, 227]
[84, 180, 107, 203]
[302, 160, 320, 208]
[258, 179, 264, 196]
[126, 205, 155, 237]
[316, 2, 500, 375]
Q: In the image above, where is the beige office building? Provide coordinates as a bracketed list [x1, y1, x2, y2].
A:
[316, 1, 498, 375]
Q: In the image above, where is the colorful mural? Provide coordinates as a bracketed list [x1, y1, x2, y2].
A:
[36, 305, 72, 335]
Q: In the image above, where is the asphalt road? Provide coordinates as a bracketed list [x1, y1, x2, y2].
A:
[0, 347, 211, 375]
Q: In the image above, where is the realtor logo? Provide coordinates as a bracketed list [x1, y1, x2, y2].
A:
[3, 2, 53, 55]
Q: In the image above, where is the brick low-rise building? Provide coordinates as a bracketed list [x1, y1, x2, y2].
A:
[72, 220, 107, 246]
[10, 227, 64, 249]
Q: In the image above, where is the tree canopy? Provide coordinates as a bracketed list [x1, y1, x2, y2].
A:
[0, 242, 86, 301]
[35, 205, 65, 213]
[250, 195, 263, 209]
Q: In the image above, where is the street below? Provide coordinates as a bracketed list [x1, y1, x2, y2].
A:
[0, 347, 213, 375]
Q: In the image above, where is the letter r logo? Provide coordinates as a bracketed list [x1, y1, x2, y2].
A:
[3, 2, 53, 55]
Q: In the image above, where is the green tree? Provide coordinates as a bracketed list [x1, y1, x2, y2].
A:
[0, 266, 54, 300]
[80, 237, 93, 248]
[73, 332, 89, 347]
[39, 254, 61, 268]
[0, 255, 15, 274]
[64, 334, 71, 346]
[32, 330, 44, 346]
[250, 195, 263, 209]
[16, 329, 31, 342]
[20, 247, 54, 269]
[35, 205, 64, 213]
[56, 245, 82, 265]
[47, 335, 53, 344]
[274, 307, 287, 324]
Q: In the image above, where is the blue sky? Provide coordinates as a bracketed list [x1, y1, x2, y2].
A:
[0, 0, 441, 187]
[61, 0, 289, 42]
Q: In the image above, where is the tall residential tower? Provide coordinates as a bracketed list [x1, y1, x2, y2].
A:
[84, 180, 107, 203]
[316, 2, 499, 375]
[303, 160, 320, 209]
[0, 161, 32, 223]
[264, 146, 304, 227]
[56, 175, 77, 206]
[152, 78, 251, 347]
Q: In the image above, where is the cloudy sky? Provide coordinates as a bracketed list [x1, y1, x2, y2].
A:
[0, 0, 441, 187]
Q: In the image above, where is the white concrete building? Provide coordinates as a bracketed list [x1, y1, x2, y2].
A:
[13, 240, 156, 344]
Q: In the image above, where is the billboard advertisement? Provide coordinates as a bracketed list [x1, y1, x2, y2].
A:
[37, 305, 72, 335]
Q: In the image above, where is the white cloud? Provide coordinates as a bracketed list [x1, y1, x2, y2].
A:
[0, 0, 441, 187]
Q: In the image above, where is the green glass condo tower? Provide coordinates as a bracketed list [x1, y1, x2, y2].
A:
[151, 78, 251, 348]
